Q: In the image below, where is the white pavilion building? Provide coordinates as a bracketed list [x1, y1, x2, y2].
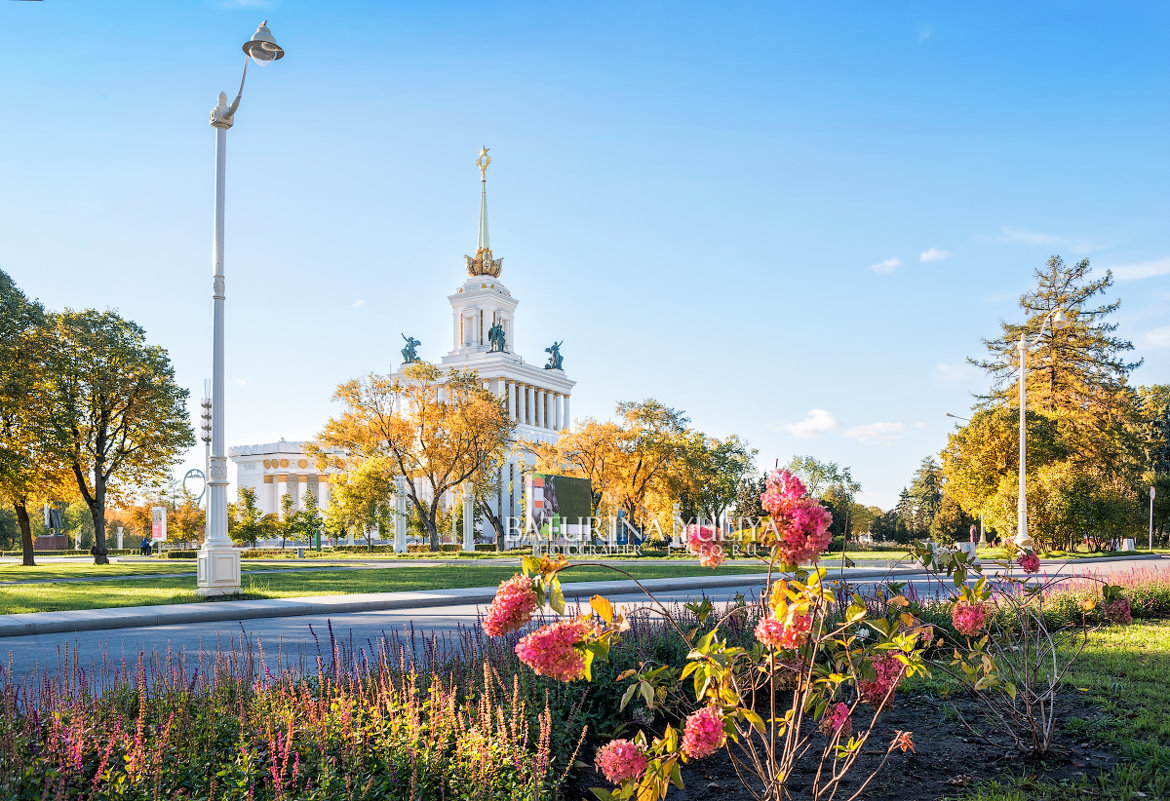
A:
[230, 149, 574, 542]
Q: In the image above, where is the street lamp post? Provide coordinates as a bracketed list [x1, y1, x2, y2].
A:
[198, 21, 285, 597]
[1016, 309, 1069, 547]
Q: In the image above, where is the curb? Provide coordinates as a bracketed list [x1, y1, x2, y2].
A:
[0, 567, 925, 639]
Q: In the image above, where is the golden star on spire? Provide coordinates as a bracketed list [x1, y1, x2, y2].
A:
[476, 146, 491, 181]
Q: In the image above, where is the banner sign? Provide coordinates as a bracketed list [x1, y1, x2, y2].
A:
[527, 473, 592, 539]
[151, 506, 167, 542]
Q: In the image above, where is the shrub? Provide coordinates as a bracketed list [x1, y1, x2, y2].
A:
[164, 549, 197, 559]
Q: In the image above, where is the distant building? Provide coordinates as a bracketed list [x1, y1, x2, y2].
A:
[229, 439, 337, 517]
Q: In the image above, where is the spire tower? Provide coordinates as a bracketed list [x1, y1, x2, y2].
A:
[465, 146, 503, 277]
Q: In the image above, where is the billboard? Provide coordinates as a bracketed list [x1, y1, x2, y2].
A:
[151, 506, 167, 542]
[527, 473, 592, 539]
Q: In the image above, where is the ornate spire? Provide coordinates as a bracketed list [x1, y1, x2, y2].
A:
[465, 146, 503, 277]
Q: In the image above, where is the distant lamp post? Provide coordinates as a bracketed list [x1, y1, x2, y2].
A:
[198, 21, 286, 597]
[1016, 309, 1069, 546]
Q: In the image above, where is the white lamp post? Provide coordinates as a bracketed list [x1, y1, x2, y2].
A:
[1016, 309, 1069, 547]
[198, 21, 285, 597]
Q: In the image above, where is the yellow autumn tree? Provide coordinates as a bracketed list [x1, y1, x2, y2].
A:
[316, 363, 514, 550]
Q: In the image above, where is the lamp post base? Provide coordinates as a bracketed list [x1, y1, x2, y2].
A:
[196, 542, 242, 597]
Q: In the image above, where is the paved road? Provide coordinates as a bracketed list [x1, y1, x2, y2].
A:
[3, 556, 1163, 687]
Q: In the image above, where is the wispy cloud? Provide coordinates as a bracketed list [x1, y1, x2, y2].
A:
[918, 25, 934, 42]
[842, 422, 906, 443]
[869, 257, 901, 275]
[352, 299, 366, 308]
[998, 225, 1111, 254]
[920, 247, 951, 262]
[1144, 326, 1170, 349]
[781, 409, 840, 438]
[999, 226, 1064, 246]
[1110, 258, 1170, 281]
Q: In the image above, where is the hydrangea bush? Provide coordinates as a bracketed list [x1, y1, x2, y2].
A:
[910, 535, 1130, 755]
[483, 469, 928, 801]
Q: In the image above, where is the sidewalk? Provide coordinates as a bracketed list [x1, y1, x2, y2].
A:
[0, 567, 926, 639]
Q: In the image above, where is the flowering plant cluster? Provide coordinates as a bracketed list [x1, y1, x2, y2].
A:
[911, 536, 1131, 755]
[483, 469, 927, 801]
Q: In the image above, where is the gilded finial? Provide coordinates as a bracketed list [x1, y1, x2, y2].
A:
[476, 146, 491, 181]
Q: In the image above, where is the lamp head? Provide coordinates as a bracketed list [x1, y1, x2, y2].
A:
[1052, 309, 1070, 330]
[243, 20, 284, 66]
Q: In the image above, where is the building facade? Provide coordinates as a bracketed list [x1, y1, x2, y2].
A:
[230, 149, 573, 542]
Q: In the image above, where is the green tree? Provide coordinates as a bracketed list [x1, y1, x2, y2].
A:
[229, 486, 265, 547]
[908, 456, 943, 533]
[1136, 385, 1170, 544]
[36, 310, 194, 564]
[972, 255, 1141, 473]
[322, 456, 396, 551]
[734, 474, 767, 527]
[929, 494, 976, 545]
[0, 270, 69, 566]
[674, 433, 757, 525]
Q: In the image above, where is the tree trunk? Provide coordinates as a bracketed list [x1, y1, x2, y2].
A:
[426, 507, 440, 551]
[13, 501, 35, 567]
[476, 499, 504, 551]
[90, 474, 109, 565]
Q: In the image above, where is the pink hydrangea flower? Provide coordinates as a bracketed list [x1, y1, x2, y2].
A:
[514, 619, 592, 681]
[759, 470, 833, 565]
[858, 654, 904, 705]
[482, 575, 539, 637]
[681, 707, 726, 759]
[594, 739, 648, 784]
[952, 599, 988, 637]
[685, 525, 726, 568]
[1103, 597, 1132, 625]
[1018, 552, 1041, 574]
[820, 702, 852, 736]
[755, 612, 811, 650]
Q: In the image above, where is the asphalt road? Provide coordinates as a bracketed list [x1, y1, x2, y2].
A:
[2, 556, 1163, 688]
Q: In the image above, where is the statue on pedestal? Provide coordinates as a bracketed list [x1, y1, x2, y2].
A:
[401, 334, 421, 364]
[544, 341, 564, 370]
[487, 319, 506, 352]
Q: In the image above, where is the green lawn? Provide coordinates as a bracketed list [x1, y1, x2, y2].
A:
[0, 562, 763, 614]
[950, 620, 1170, 801]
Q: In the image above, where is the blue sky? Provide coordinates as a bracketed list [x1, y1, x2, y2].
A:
[2, 1, 1168, 508]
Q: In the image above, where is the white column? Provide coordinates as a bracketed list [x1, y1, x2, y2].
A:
[495, 377, 506, 398]
[562, 395, 571, 430]
[526, 385, 535, 426]
[463, 482, 475, 551]
[394, 475, 407, 553]
[554, 394, 563, 430]
[539, 390, 547, 427]
[507, 382, 516, 418]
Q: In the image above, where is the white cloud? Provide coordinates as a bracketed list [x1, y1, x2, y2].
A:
[869, 257, 901, 274]
[1144, 326, 1170, 349]
[352, 299, 366, 308]
[1110, 258, 1170, 281]
[1000, 226, 1064, 246]
[920, 247, 951, 262]
[918, 25, 934, 42]
[998, 225, 1110, 254]
[782, 409, 840, 438]
[842, 422, 906, 443]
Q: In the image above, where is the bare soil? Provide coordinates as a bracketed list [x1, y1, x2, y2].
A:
[563, 690, 1115, 801]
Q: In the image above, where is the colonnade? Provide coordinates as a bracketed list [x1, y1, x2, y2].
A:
[493, 378, 570, 431]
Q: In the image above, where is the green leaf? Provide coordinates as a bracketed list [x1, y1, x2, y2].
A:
[590, 789, 615, 801]
[740, 708, 766, 733]
[620, 682, 639, 712]
[640, 681, 654, 709]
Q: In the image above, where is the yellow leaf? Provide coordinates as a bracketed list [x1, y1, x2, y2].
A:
[591, 595, 615, 624]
